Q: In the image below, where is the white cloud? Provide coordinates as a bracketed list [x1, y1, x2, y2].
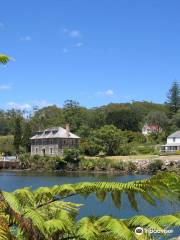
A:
[7, 102, 32, 111]
[63, 28, 81, 38]
[7, 100, 52, 111]
[20, 36, 32, 41]
[0, 22, 5, 31]
[0, 85, 11, 90]
[32, 100, 52, 108]
[75, 42, 83, 47]
[97, 89, 114, 97]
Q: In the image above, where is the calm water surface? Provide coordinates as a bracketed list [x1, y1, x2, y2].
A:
[0, 171, 179, 237]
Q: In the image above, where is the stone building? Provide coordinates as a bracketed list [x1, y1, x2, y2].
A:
[30, 126, 80, 156]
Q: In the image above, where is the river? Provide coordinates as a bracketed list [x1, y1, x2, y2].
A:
[0, 171, 179, 237]
[0, 171, 179, 217]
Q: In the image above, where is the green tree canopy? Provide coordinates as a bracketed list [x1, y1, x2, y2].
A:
[146, 110, 168, 129]
[30, 105, 65, 131]
[63, 100, 88, 132]
[106, 108, 141, 131]
[167, 81, 180, 114]
[91, 125, 125, 155]
[22, 122, 32, 152]
[0, 54, 9, 64]
[13, 117, 22, 154]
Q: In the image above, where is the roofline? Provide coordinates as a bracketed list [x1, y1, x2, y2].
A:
[30, 136, 80, 140]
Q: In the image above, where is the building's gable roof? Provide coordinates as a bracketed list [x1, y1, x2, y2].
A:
[142, 124, 161, 132]
[143, 124, 160, 131]
[30, 127, 80, 140]
[168, 131, 180, 138]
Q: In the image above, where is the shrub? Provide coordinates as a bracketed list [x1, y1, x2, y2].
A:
[126, 161, 137, 172]
[19, 153, 31, 169]
[176, 150, 180, 155]
[79, 158, 96, 170]
[80, 141, 103, 156]
[148, 159, 163, 172]
[55, 156, 67, 170]
[63, 149, 80, 163]
[79, 157, 111, 171]
[19, 154, 67, 171]
[0, 135, 15, 155]
[122, 131, 146, 143]
[118, 143, 137, 156]
[95, 158, 111, 170]
[136, 145, 156, 155]
[111, 161, 125, 170]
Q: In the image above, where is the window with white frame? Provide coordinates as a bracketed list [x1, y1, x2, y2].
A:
[50, 148, 53, 155]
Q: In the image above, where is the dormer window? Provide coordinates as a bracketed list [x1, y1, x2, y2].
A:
[173, 137, 176, 142]
[45, 131, 50, 135]
[52, 130, 58, 134]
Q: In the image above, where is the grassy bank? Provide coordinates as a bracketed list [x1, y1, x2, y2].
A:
[17, 151, 180, 174]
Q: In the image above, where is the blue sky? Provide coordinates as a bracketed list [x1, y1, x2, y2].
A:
[0, 0, 180, 110]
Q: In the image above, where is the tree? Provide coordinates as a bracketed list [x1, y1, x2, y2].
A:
[167, 81, 180, 114]
[30, 105, 65, 131]
[22, 122, 32, 152]
[63, 100, 88, 132]
[0, 54, 9, 64]
[88, 108, 106, 129]
[106, 108, 141, 131]
[146, 110, 168, 130]
[0, 172, 179, 239]
[13, 117, 22, 154]
[91, 125, 125, 155]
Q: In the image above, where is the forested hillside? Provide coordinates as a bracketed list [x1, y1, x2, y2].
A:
[1, 82, 180, 156]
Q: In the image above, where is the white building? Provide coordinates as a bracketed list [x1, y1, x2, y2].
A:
[161, 131, 180, 152]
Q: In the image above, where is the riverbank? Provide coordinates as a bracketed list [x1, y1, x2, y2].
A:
[76, 156, 180, 174]
[2, 153, 180, 174]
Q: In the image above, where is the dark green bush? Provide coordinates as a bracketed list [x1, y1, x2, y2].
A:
[126, 161, 137, 172]
[95, 158, 111, 170]
[79, 157, 111, 171]
[63, 149, 80, 163]
[122, 131, 146, 143]
[117, 143, 137, 156]
[80, 141, 103, 156]
[79, 158, 96, 170]
[0, 135, 15, 155]
[19, 153, 31, 169]
[148, 159, 163, 172]
[19, 154, 67, 171]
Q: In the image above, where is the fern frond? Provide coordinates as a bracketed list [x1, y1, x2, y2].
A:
[23, 208, 46, 235]
[14, 188, 35, 208]
[96, 216, 134, 240]
[2, 192, 21, 214]
[76, 217, 99, 240]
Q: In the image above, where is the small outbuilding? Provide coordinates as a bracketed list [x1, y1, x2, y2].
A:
[30, 125, 80, 156]
[142, 124, 162, 135]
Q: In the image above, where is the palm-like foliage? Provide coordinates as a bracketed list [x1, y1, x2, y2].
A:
[0, 172, 179, 239]
[0, 54, 9, 64]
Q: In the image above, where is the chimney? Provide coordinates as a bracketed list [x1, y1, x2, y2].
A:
[66, 124, 70, 137]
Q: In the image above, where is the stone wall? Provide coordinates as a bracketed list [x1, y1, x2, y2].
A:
[31, 138, 80, 156]
[128, 158, 180, 173]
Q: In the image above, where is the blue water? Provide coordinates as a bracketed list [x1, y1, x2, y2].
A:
[0, 171, 179, 237]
